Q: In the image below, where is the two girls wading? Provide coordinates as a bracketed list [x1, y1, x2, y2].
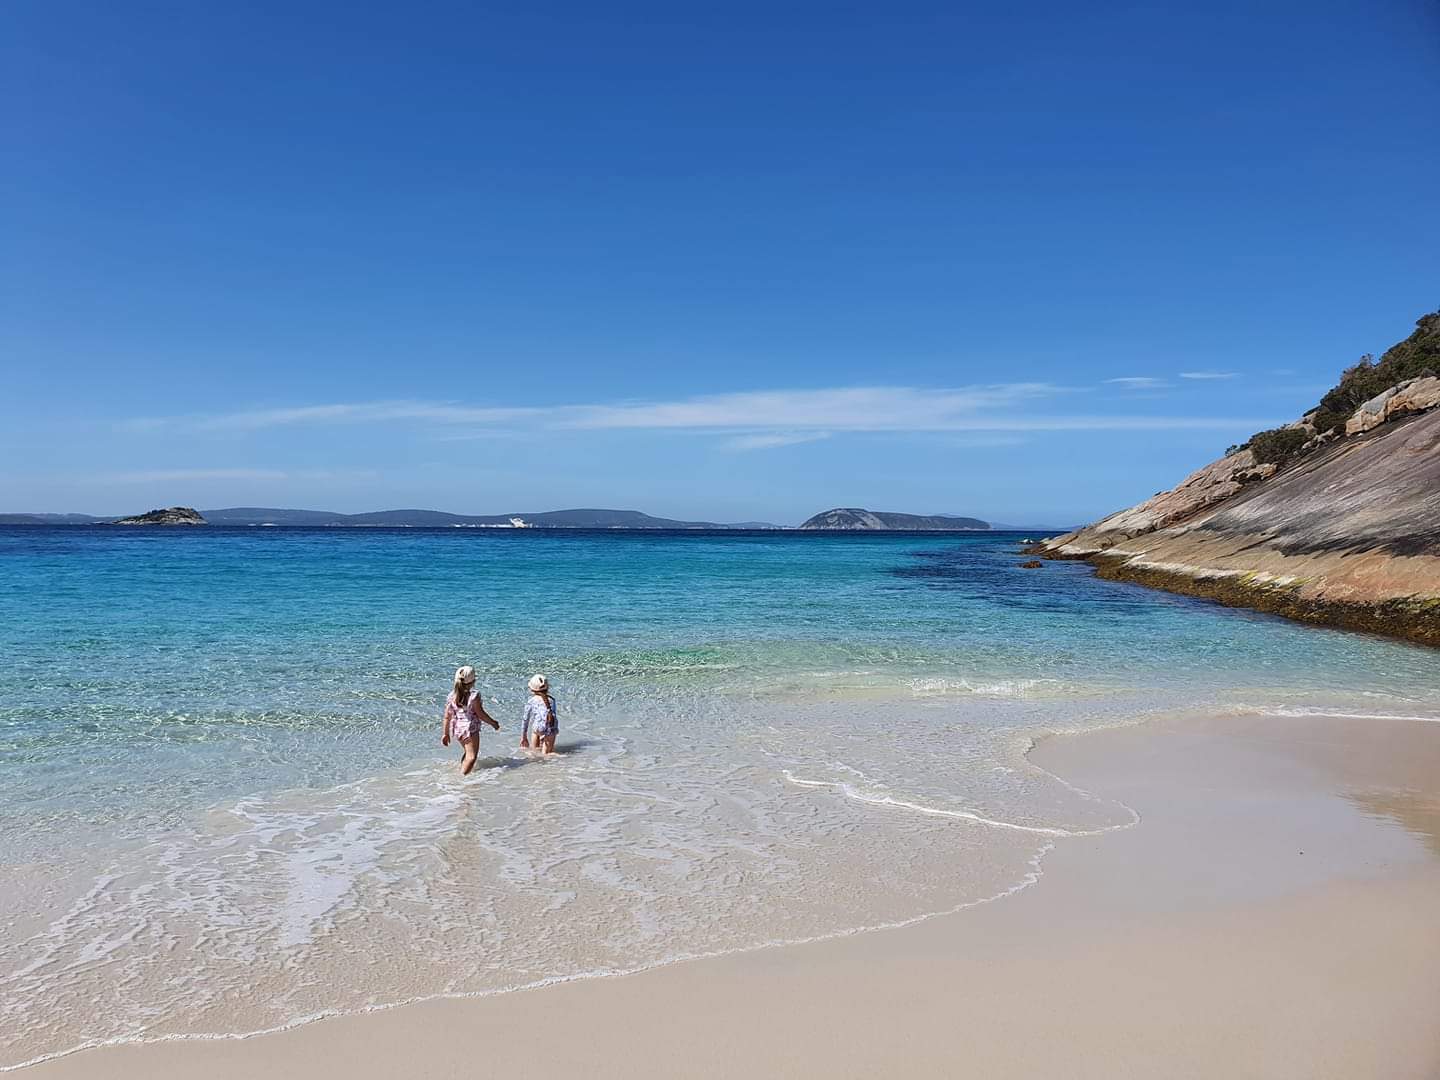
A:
[441, 668, 560, 773]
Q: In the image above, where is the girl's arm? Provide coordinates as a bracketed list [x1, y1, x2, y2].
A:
[441, 701, 451, 746]
[478, 695, 500, 731]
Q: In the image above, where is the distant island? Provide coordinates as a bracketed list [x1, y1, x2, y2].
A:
[1, 505, 1007, 532]
[0, 507, 776, 529]
[114, 507, 207, 526]
[200, 507, 760, 529]
[798, 508, 989, 531]
[1034, 307, 1440, 647]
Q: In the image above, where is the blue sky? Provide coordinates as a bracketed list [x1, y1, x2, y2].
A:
[3, 0, 1437, 524]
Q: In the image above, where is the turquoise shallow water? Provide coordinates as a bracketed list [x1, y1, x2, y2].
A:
[2, 526, 1438, 1068]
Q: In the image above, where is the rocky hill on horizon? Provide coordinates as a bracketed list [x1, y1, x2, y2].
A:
[798, 508, 989, 531]
[113, 507, 207, 526]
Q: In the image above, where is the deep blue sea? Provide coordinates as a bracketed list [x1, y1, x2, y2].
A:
[2, 526, 1437, 1068]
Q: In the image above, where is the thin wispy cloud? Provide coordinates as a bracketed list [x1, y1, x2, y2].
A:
[102, 468, 379, 484]
[1104, 377, 1169, 390]
[934, 433, 1030, 448]
[121, 385, 1275, 441]
[124, 400, 536, 433]
[1178, 371, 1238, 380]
[721, 432, 832, 452]
[105, 468, 290, 483]
[430, 430, 525, 443]
[559, 384, 1065, 431]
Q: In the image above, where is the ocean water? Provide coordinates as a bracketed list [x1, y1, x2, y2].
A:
[2, 526, 1438, 1068]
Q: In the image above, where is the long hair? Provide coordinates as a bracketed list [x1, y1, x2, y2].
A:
[453, 674, 472, 708]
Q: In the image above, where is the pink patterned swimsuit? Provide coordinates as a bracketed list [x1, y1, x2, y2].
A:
[446, 691, 485, 741]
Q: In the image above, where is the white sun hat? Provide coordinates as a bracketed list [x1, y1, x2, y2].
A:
[455, 665, 476, 685]
[528, 674, 548, 693]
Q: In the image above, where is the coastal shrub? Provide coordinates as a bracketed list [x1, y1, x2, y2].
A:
[1236, 307, 1440, 453]
[1311, 355, 1386, 432]
[1246, 427, 1309, 465]
[1307, 406, 1350, 436]
[1370, 310, 1440, 383]
[1310, 311, 1440, 433]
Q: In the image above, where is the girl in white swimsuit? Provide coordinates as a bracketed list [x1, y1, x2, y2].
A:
[521, 673, 558, 755]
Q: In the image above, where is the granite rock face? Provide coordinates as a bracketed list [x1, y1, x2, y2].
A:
[113, 507, 207, 526]
[1061, 448, 1265, 544]
[1041, 410, 1440, 646]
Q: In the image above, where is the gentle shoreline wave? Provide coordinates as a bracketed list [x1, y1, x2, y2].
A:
[4, 723, 1138, 1074]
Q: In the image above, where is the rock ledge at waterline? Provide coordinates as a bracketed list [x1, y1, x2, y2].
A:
[1035, 408, 1440, 646]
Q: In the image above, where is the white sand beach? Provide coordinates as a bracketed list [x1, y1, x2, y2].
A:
[27, 709, 1440, 1080]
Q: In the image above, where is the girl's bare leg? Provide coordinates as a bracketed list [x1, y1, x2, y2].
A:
[543, 734, 556, 755]
[459, 736, 479, 775]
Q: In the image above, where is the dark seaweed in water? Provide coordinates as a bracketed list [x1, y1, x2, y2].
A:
[890, 546, 1064, 590]
[888, 548, 979, 583]
[887, 544, 1252, 627]
[889, 546, 1142, 616]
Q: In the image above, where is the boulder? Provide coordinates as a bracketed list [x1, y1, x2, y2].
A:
[1345, 387, 1401, 435]
[1234, 463, 1278, 484]
[1346, 376, 1440, 435]
[1382, 375, 1440, 424]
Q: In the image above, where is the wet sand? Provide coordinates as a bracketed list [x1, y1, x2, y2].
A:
[26, 710, 1440, 1079]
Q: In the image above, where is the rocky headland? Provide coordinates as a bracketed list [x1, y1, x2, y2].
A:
[113, 507, 208, 526]
[1036, 310, 1440, 646]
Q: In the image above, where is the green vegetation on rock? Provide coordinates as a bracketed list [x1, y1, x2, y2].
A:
[1246, 426, 1310, 465]
[1235, 308, 1438, 469]
[1309, 311, 1439, 434]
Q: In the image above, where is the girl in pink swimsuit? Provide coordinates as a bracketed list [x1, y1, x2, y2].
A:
[441, 665, 498, 775]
